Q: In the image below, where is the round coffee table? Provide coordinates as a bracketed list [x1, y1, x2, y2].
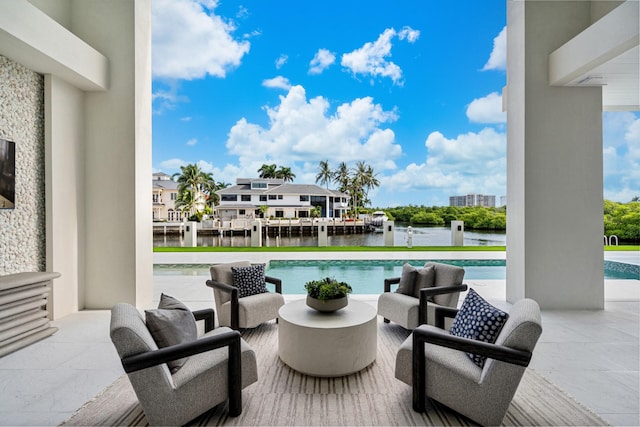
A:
[278, 299, 377, 377]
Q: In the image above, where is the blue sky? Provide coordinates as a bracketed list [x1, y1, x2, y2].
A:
[151, 0, 639, 207]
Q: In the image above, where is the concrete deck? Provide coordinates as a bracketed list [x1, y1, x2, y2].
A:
[0, 251, 637, 426]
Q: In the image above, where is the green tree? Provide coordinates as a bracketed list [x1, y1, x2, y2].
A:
[172, 163, 215, 213]
[276, 166, 296, 182]
[315, 160, 333, 189]
[257, 163, 278, 178]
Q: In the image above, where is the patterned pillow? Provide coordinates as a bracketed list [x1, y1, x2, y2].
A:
[145, 293, 197, 373]
[232, 264, 269, 298]
[449, 288, 509, 368]
[395, 263, 417, 295]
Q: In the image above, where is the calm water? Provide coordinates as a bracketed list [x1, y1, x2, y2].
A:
[153, 259, 637, 294]
[153, 225, 507, 248]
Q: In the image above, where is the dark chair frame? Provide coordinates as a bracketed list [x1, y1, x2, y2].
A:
[383, 277, 468, 325]
[411, 306, 533, 412]
[206, 276, 282, 330]
[118, 308, 245, 417]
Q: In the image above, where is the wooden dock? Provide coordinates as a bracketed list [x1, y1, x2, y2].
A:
[153, 219, 372, 236]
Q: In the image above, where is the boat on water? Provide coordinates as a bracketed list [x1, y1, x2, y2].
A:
[370, 211, 389, 232]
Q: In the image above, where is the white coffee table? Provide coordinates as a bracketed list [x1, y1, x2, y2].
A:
[278, 299, 377, 377]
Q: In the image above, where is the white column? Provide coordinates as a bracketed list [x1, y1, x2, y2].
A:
[506, 0, 604, 309]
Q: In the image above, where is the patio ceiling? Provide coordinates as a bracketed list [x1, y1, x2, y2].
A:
[549, 0, 639, 111]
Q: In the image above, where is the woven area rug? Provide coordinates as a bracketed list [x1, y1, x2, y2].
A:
[62, 320, 608, 426]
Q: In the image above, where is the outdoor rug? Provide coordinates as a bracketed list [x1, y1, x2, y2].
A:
[62, 319, 608, 426]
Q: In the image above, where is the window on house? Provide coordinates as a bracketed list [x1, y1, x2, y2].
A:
[275, 210, 284, 218]
[241, 195, 251, 202]
[170, 193, 176, 200]
[268, 195, 277, 200]
[221, 195, 237, 202]
[260, 195, 267, 202]
[300, 195, 309, 202]
[278, 195, 283, 200]
[251, 182, 268, 190]
[239, 209, 245, 215]
[299, 211, 309, 218]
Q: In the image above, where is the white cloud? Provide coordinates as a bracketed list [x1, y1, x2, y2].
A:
[309, 48, 336, 75]
[466, 92, 506, 123]
[341, 27, 417, 85]
[385, 128, 506, 198]
[181, 116, 192, 122]
[159, 158, 189, 170]
[482, 26, 506, 71]
[398, 26, 420, 43]
[152, 0, 250, 80]
[225, 85, 401, 172]
[186, 138, 198, 146]
[262, 76, 292, 90]
[275, 54, 288, 69]
[603, 112, 640, 201]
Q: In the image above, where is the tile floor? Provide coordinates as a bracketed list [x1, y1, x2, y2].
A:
[0, 251, 638, 426]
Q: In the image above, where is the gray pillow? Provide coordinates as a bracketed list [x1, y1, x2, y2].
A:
[145, 293, 197, 373]
[395, 263, 417, 295]
[413, 264, 436, 298]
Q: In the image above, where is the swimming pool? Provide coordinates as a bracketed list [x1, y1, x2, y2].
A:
[153, 259, 638, 295]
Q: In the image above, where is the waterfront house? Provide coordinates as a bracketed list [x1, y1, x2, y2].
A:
[215, 178, 350, 221]
[152, 172, 189, 222]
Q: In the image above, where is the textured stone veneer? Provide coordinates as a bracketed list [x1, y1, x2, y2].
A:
[0, 55, 46, 274]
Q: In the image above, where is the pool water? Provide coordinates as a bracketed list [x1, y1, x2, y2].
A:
[154, 259, 638, 295]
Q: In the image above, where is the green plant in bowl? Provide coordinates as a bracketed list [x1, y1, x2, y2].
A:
[304, 277, 352, 301]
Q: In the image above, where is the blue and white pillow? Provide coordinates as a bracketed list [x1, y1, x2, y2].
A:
[231, 264, 268, 298]
[449, 288, 509, 367]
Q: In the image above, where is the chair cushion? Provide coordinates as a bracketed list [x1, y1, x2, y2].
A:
[145, 293, 197, 373]
[395, 263, 417, 295]
[210, 261, 252, 286]
[425, 262, 465, 306]
[413, 264, 435, 298]
[232, 264, 268, 298]
[449, 288, 509, 367]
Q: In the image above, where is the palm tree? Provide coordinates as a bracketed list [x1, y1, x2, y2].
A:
[174, 188, 197, 216]
[333, 162, 351, 193]
[257, 163, 278, 178]
[172, 163, 215, 211]
[316, 160, 333, 189]
[358, 163, 380, 206]
[276, 166, 296, 182]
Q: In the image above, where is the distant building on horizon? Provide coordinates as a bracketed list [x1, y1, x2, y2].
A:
[449, 193, 496, 208]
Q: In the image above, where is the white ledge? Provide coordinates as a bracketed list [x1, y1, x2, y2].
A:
[0, 0, 108, 91]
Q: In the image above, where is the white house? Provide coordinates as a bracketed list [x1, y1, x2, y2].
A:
[215, 178, 350, 221]
[152, 172, 189, 222]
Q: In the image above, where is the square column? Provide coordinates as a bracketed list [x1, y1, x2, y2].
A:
[506, 0, 604, 309]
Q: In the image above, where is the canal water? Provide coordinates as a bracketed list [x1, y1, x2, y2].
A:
[153, 225, 506, 248]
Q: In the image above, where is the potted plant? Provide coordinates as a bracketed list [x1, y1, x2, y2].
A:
[304, 277, 352, 312]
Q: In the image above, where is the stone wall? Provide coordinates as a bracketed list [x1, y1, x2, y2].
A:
[0, 55, 46, 274]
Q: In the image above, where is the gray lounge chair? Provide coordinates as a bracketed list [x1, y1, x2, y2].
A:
[378, 262, 467, 329]
[395, 298, 543, 426]
[109, 303, 258, 425]
[207, 261, 284, 330]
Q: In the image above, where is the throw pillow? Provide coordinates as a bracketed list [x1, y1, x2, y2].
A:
[145, 293, 197, 373]
[413, 264, 436, 299]
[395, 263, 417, 295]
[232, 264, 268, 298]
[449, 288, 509, 368]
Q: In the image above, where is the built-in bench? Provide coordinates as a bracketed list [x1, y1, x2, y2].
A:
[0, 272, 60, 357]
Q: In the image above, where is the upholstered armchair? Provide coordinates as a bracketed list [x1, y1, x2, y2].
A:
[395, 297, 543, 426]
[110, 301, 258, 426]
[377, 262, 468, 330]
[207, 261, 285, 330]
